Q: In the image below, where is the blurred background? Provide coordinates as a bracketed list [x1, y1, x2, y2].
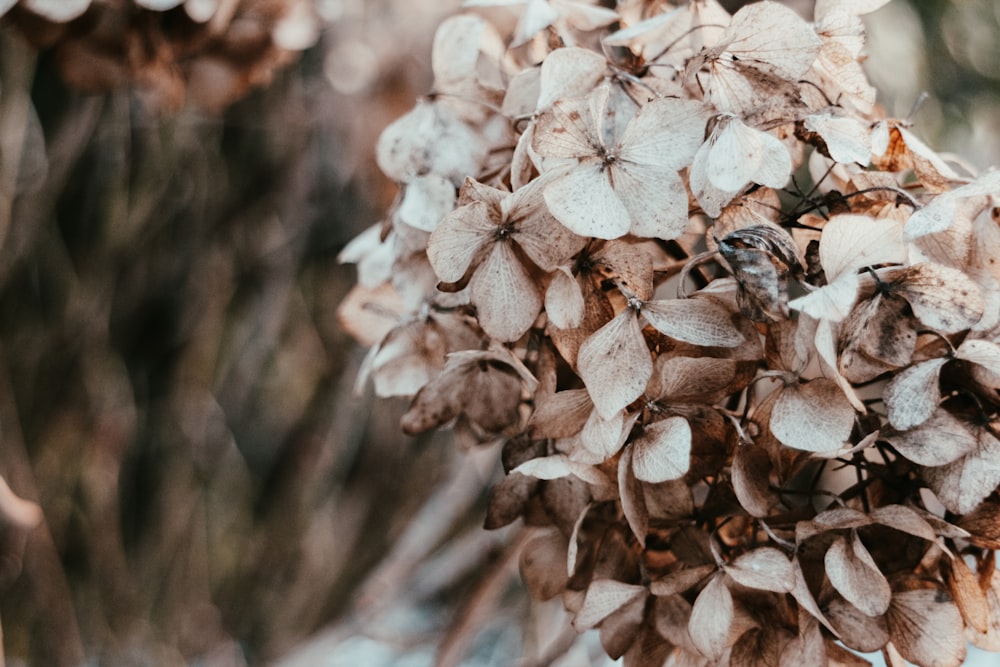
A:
[0, 1, 996, 666]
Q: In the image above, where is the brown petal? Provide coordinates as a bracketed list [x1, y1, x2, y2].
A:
[957, 500, 1000, 549]
[519, 531, 569, 601]
[618, 446, 649, 547]
[650, 565, 717, 597]
[483, 472, 536, 529]
[689, 574, 734, 660]
[642, 297, 745, 348]
[924, 425, 1000, 515]
[599, 593, 647, 659]
[825, 533, 892, 617]
[724, 546, 795, 593]
[578, 309, 653, 420]
[573, 579, 647, 631]
[891, 263, 985, 334]
[731, 443, 777, 518]
[886, 587, 966, 667]
[941, 554, 990, 634]
[882, 407, 978, 467]
[823, 595, 890, 653]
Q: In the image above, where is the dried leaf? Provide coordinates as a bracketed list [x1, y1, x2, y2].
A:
[647, 356, 742, 405]
[883, 358, 949, 431]
[868, 505, 938, 543]
[724, 547, 795, 593]
[957, 500, 1000, 549]
[653, 594, 696, 651]
[957, 338, 1000, 376]
[804, 111, 871, 164]
[574, 579, 647, 631]
[578, 309, 653, 419]
[882, 407, 978, 467]
[528, 388, 591, 439]
[731, 443, 776, 518]
[904, 170, 1000, 239]
[631, 416, 692, 483]
[969, 569, 1000, 651]
[689, 574, 734, 661]
[941, 555, 990, 634]
[376, 101, 487, 183]
[790, 556, 837, 634]
[536, 46, 607, 110]
[886, 587, 966, 667]
[718, 237, 793, 323]
[520, 531, 570, 600]
[600, 593, 648, 660]
[513, 455, 607, 487]
[650, 565, 717, 597]
[642, 297, 745, 348]
[924, 424, 1000, 515]
[691, 116, 792, 216]
[891, 263, 985, 334]
[779, 611, 827, 667]
[789, 271, 859, 322]
[484, 472, 536, 529]
[397, 174, 456, 232]
[619, 446, 649, 547]
[825, 533, 892, 617]
[770, 380, 855, 453]
[839, 292, 917, 383]
[546, 267, 585, 329]
[823, 595, 890, 653]
[470, 240, 543, 341]
[731, 627, 788, 667]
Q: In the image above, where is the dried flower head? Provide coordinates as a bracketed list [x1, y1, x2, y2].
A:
[339, 1, 1000, 664]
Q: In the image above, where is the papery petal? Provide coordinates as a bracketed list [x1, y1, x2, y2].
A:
[578, 310, 653, 419]
[427, 201, 496, 282]
[470, 242, 543, 342]
[544, 163, 632, 239]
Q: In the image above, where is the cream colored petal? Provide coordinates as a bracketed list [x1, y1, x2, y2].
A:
[470, 242, 542, 342]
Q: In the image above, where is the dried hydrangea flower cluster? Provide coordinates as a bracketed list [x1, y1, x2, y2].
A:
[338, 1, 1000, 664]
[1, 0, 320, 111]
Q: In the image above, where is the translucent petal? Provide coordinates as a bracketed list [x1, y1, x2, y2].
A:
[631, 416, 692, 483]
[578, 310, 653, 419]
[470, 242, 542, 342]
[543, 163, 632, 239]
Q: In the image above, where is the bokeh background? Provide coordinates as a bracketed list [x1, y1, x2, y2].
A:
[0, 1, 996, 665]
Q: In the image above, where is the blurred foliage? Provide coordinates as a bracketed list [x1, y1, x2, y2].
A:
[0, 1, 995, 666]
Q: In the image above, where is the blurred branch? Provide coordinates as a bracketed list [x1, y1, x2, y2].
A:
[0, 344, 84, 666]
[0, 29, 37, 253]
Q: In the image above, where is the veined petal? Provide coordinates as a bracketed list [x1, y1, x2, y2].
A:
[618, 97, 708, 171]
[427, 201, 496, 282]
[578, 309, 652, 419]
[614, 164, 689, 240]
[470, 241, 543, 342]
[544, 163, 632, 239]
[708, 118, 790, 192]
[511, 176, 587, 270]
[690, 138, 738, 218]
[631, 416, 692, 483]
[533, 92, 603, 159]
